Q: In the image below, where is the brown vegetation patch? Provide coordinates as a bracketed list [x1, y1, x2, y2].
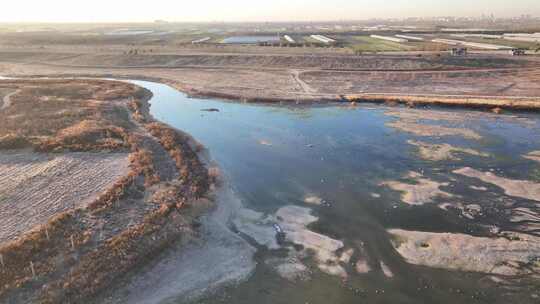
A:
[145, 122, 210, 198]
[0, 79, 211, 303]
[0, 79, 148, 152]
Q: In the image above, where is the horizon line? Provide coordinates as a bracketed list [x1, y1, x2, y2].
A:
[0, 15, 539, 25]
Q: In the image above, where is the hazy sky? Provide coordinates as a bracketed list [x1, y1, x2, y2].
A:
[2, 0, 539, 22]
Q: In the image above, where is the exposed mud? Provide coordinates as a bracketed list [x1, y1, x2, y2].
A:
[454, 167, 540, 202]
[381, 172, 453, 205]
[99, 184, 257, 304]
[355, 259, 372, 274]
[390, 229, 540, 277]
[407, 140, 489, 161]
[303, 195, 324, 205]
[233, 207, 279, 249]
[384, 107, 538, 130]
[438, 202, 483, 220]
[387, 120, 482, 140]
[525, 151, 540, 164]
[232, 205, 353, 280]
[276, 206, 348, 278]
[380, 261, 394, 278]
[386, 108, 535, 124]
[384, 108, 484, 123]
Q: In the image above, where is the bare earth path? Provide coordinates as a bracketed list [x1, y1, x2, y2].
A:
[0, 89, 17, 110]
[290, 69, 317, 94]
[1, 50, 540, 107]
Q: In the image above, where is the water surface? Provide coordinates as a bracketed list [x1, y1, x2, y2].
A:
[130, 80, 540, 304]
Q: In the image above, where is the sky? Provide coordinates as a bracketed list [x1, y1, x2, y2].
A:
[1, 0, 539, 22]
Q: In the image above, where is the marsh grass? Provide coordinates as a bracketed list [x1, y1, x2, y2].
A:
[0, 79, 144, 152]
[0, 79, 211, 303]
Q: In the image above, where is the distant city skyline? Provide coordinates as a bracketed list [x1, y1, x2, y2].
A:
[1, 0, 539, 23]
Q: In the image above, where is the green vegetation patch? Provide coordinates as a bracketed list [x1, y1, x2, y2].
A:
[348, 36, 415, 52]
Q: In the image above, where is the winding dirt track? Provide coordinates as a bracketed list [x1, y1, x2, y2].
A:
[0, 89, 16, 110]
[2, 51, 540, 107]
[290, 69, 316, 94]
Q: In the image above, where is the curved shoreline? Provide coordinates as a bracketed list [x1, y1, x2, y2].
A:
[0, 79, 218, 303]
[2, 77, 540, 303]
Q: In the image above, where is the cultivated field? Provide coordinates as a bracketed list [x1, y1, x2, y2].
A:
[0, 25, 539, 109]
[1, 50, 540, 109]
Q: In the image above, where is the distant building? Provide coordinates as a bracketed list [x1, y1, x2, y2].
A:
[451, 47, 468, 56]
[310, 35, 336, 44]
[192, 37, 211, 44]
[433, 38, 511, 50]
[510, 48, 526, 56]
[283, 35, 295, 43]
[395, 34, 424, 41]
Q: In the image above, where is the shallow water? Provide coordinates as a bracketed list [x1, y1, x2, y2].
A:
[130, 80, 540, 304]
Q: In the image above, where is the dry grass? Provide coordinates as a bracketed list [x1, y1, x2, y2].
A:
[0, 79, 146, 152]
[0, 79, 211, 303]
[146, 122, 209, 198]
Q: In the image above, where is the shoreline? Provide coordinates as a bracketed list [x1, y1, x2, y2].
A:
[6, 73, 540, 112]
[2, 76, 540, 303]
[0, 79, 216, 303]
